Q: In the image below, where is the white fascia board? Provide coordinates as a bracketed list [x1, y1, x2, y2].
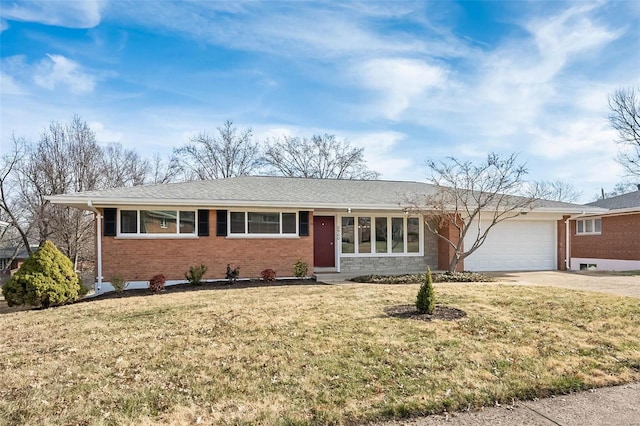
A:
[575, 207, 640, 218]
[46, 196, 405, 211]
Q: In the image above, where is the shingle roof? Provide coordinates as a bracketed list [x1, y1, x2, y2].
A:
[47, 176, 595, 212]
[587, 189, 640, 209]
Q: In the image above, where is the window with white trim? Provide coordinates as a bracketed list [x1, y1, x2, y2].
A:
[341, 215, 422, 255]
[229, 211, 298, 235]
[119, 209, 196, 235]
[576, 218, 601, 235]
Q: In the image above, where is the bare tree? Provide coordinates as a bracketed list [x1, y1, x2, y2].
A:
[609, 87, 640, 177]
[101, 143, 150, 188]
[149, 153, 182, 184]
[263, 134, 380, 179]
[408, 153, 539, 273]
[18, 116, 103, 265]
[0, 136, 34, 257]
[537, 179, 582, 203]
[592, 181, 637, 201]
[174, 120, 261, 179]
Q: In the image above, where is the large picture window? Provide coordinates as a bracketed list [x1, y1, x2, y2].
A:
[119, 209, 196, 235]
[341, 215, 422, 255]
[229, 211, 298, 236]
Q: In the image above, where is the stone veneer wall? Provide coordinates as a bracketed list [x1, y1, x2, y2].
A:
[340, 219, 439, 274]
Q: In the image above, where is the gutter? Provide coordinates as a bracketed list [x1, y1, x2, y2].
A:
[564, 211, 587, 271]
[86, 201, 103, 291]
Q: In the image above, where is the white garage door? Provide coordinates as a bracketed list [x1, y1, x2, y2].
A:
[463, 220, 556, 271]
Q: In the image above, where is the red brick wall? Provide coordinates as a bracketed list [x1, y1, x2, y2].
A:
[437, 217, 464, 272]
[557, 216, 569, 270]
[571, 214, 640, 261]
[99, 209, 314, 281]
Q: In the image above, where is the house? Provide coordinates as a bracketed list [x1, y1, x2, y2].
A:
[47, 176, 600, 291]
[0, 245, 34, 281]
[568, 186, 640, 271]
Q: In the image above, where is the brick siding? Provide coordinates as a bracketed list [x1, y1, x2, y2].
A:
[571, 213, 640, 261]
[100, 210, 314, 281]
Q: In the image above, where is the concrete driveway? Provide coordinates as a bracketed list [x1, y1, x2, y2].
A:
[490, 271, 640, 298]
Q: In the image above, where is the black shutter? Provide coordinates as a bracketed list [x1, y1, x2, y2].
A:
[216, 210, 228, 236]
[104, 208, 117, 236]
[197, 209, 209, 236]
[299, 211, 309, 236]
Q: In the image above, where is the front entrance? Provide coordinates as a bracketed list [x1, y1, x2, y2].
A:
[313, 216, 335, 267]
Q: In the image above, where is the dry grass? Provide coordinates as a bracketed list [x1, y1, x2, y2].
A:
[1, 282, 639, 425]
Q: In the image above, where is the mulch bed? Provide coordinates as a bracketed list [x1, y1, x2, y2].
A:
[384, 304, 467, 321]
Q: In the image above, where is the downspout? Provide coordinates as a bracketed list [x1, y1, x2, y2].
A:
[87, 201, 103, 291]
[565, 211, 586, 271]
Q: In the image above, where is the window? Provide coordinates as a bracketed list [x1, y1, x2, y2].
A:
[407, 217, 420, 253]
[121, 210, 137, 234]
[341, 215, 422, 255]
[358, 217, 371, 253]
[391, 217, 404, 253]
[341, 217, 355, 253]
[375, 217, 387, 253]
[576, 218, 601, 235]
[229, 211, 298, 235]
[119, 209, 196, 235]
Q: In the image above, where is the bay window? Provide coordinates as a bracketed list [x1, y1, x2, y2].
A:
[341, 215, 422, 255]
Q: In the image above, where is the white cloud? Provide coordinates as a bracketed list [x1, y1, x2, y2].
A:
[90, 121, 123, 144]
[0, 73, 25, 95]
[1, 0, 104, 28]
[34, 54, 96, 94]
[348, 131, 416, 181]
[356, 58, 447, 120]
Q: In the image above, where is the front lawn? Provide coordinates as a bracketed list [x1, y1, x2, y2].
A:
[1, 282, 639, 425]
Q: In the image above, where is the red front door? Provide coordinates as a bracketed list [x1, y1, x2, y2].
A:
[313, 216, 335, 267]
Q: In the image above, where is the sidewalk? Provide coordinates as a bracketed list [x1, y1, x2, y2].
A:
[379, 382, 640, 425]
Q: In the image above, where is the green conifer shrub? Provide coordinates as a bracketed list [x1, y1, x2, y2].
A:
[416, 266, 436, 314]
[293, 259, 308, 278]
[185, 265, 208, 285]
[1, 241, 84, 308]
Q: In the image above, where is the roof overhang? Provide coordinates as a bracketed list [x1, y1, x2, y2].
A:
[45, 195, 606, 216]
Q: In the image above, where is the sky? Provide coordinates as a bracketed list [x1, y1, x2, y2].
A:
[1, 0, 639, 202]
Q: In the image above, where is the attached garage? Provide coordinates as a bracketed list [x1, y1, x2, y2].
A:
[463, 219, 557, 271]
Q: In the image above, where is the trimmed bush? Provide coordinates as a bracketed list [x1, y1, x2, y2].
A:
[185, 264, 208, 285]
[260, 268, 276, 282]
[111, 276, 127, 293]
[1, 241, 84, 308]
[416, 267, 435, 314]
[293, 259, 308, 278]
[149, 274, 166, 293]
[351, 271, 494, 284]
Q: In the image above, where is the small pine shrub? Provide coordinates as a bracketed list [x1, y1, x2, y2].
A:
[185, 264, 208, 285]
[149, 274, 166, 293]
[78, 279, 90, 297]
[416, 267, 435, 314]
[260, 268, 276, 282]
[1, 241, 84, 308]
[111, 276, 127, 293]
[293, 259, 308, 278]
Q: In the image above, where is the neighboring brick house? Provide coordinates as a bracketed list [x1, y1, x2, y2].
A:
[47, 176, 597, 292]
[568, 187, 640, 271]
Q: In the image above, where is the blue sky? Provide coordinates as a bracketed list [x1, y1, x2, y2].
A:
[1, 1, 639, 201]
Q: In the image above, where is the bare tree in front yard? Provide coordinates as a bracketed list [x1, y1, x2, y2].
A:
[263, 134, 380, 179]
[408, 153, 540, 273]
